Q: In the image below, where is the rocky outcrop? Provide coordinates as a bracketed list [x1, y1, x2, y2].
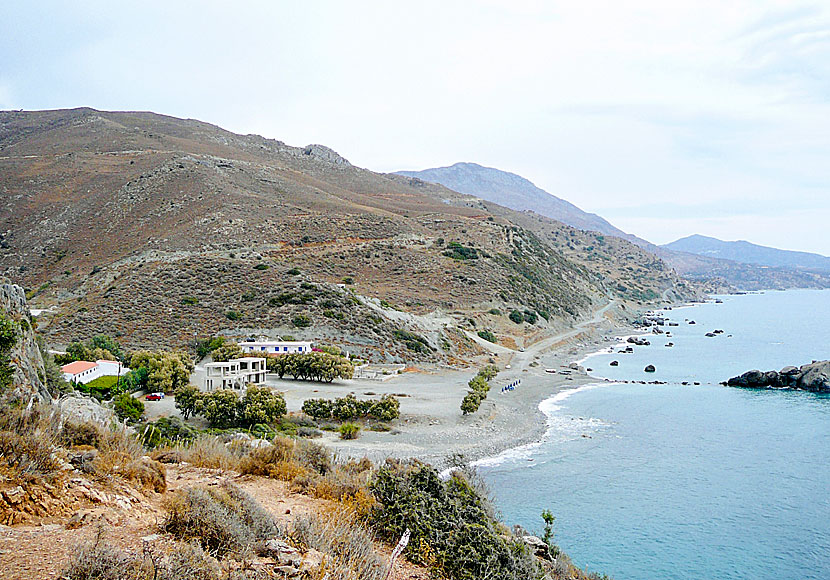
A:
[1, 280, 49, 402]
[301, 144, 351, 166]
[725, 361, 830, 393]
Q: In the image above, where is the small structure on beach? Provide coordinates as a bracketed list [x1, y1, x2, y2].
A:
[238, 340, 313, 355]
[203, 357, 267, 392]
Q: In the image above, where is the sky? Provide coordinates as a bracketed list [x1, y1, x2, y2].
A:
[2, 1, 830, 255]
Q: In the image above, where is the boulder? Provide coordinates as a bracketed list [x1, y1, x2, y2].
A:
[609, 361, 619, 367]
[797, 361, 830, 392]
[522, 535, 551, 561]
[644, 365, 656, 373]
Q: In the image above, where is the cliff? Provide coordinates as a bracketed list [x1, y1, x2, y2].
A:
[0, 279, 49, 403]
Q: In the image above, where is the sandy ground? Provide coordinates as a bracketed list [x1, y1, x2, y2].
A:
[156, 301, 631, 466]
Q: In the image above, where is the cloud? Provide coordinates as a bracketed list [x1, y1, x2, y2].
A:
[1, 0, 829, 253]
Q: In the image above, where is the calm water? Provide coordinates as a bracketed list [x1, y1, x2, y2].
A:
[479, 290, 830, 580]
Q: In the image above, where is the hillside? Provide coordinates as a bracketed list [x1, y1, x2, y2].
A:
[397, 162, 642, 242]
[0, 108, 697, 359]
[664, 234, 830, 273]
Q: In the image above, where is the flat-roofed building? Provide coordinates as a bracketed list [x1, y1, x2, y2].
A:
[203, 357, 267, 393]
[238, 341, 313, 355]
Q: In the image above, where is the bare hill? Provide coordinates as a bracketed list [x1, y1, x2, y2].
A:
[0, 108, 696, 359]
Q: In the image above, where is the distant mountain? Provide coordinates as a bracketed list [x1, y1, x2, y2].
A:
[397, 162, 644, 243]
[664, 235, 830, 273]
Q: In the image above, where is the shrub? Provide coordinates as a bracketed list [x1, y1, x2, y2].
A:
[393, 330, 432, 353]
[139, 416, 198, 448]
[488, 308, 502, 316]
[163, 482, 280, 557]
[253, 263, 269, 270]
[225, 310, 242, 321]
[370, 460, 540, 579]
[477, 330, 497, 343]
[287, 267, 301, 276]
[196, 337, 227, 360]
[113, 393, 144, 422]
[293, 513, 385, 580]
[460, 391, 482, 415]
[292, 313, 312, 328]
[342, 276, 354, 285]
[0, 315, 19, 392]
[339, 422, 360, 440]
[443, 241, 479, 260]
[509, 310, 524, 324]
[182, 296, 199, 305]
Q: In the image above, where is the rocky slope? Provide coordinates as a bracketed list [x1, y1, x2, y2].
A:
[0, 108, 698, 359]
[0, 279, 49, 402]
[397, 162, 641, 242]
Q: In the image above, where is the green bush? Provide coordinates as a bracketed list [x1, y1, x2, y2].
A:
[338, 422, 360, 440]
[0, 315, 17, 392]
[181, 296, 199, 305]
[253, 263, 269, 270]
[460, 391, 482, 415]
[509, 310, 524, 324]
[113, 393, 144, 422]
[393, 329, 432, 353]
[287, 267, 301, 276]
[370, 460, 540, 579]
[477, 330, 497, 343]
[225, 310, 241, 321]
[443, 241, 479, 260]
[292, 313, 312, 328]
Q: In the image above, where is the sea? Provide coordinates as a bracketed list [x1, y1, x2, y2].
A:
[477, 289, 830, 580]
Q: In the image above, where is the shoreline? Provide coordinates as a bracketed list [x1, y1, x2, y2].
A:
[305, 302, 643, 465]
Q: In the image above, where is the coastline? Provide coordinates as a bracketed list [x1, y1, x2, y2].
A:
[295, 301, 642, 465]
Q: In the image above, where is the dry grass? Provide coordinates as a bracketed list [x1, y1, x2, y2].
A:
[163, 482, 282, 558]
[294, 511, 386, 580]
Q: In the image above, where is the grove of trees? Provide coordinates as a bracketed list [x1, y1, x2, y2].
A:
[267, 352, 354, 382]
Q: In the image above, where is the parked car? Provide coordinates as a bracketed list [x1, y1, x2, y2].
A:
[145, 393, 162, 401]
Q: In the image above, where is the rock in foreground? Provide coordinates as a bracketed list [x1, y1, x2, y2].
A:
[725, 361, 830, 392]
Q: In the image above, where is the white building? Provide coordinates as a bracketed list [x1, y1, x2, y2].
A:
[203, 357, 267, 393]
[238, 341, 313, 355]
[61, 359, 130, 385]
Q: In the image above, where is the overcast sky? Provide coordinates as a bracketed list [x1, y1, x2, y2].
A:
[2, 1, 829, 254]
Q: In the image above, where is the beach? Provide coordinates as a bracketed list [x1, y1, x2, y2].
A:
[256, 301, 634, 464]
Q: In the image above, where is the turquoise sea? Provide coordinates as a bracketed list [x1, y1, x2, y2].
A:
[478, 289, 830, 580]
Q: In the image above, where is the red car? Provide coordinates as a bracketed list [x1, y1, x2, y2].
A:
[145, 393, 162, 401]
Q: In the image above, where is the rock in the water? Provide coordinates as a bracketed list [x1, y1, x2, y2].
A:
[610, 360, 619, 366]
[644, 365, 656, 373]
[726, 361, 830, 392]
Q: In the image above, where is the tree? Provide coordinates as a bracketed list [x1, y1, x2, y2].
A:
[130, 350, 193, 393]
[198, 389, 241, 428]
[210, 343, 243, 362]
[113, 393, 144, 422]
[240, 386, 286, 426]
[460, 391, 482, 415]
[174, 385, 202, 420]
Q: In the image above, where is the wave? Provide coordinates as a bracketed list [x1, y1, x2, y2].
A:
[471, 382, 614, 470]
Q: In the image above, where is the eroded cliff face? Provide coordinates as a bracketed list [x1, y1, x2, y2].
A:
[1, 279, 49, 402]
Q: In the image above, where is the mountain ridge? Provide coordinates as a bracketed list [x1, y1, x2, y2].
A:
[0, 108, 696, 359]
[663, 234, 830, 273]
[396, 162, 646, 243]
